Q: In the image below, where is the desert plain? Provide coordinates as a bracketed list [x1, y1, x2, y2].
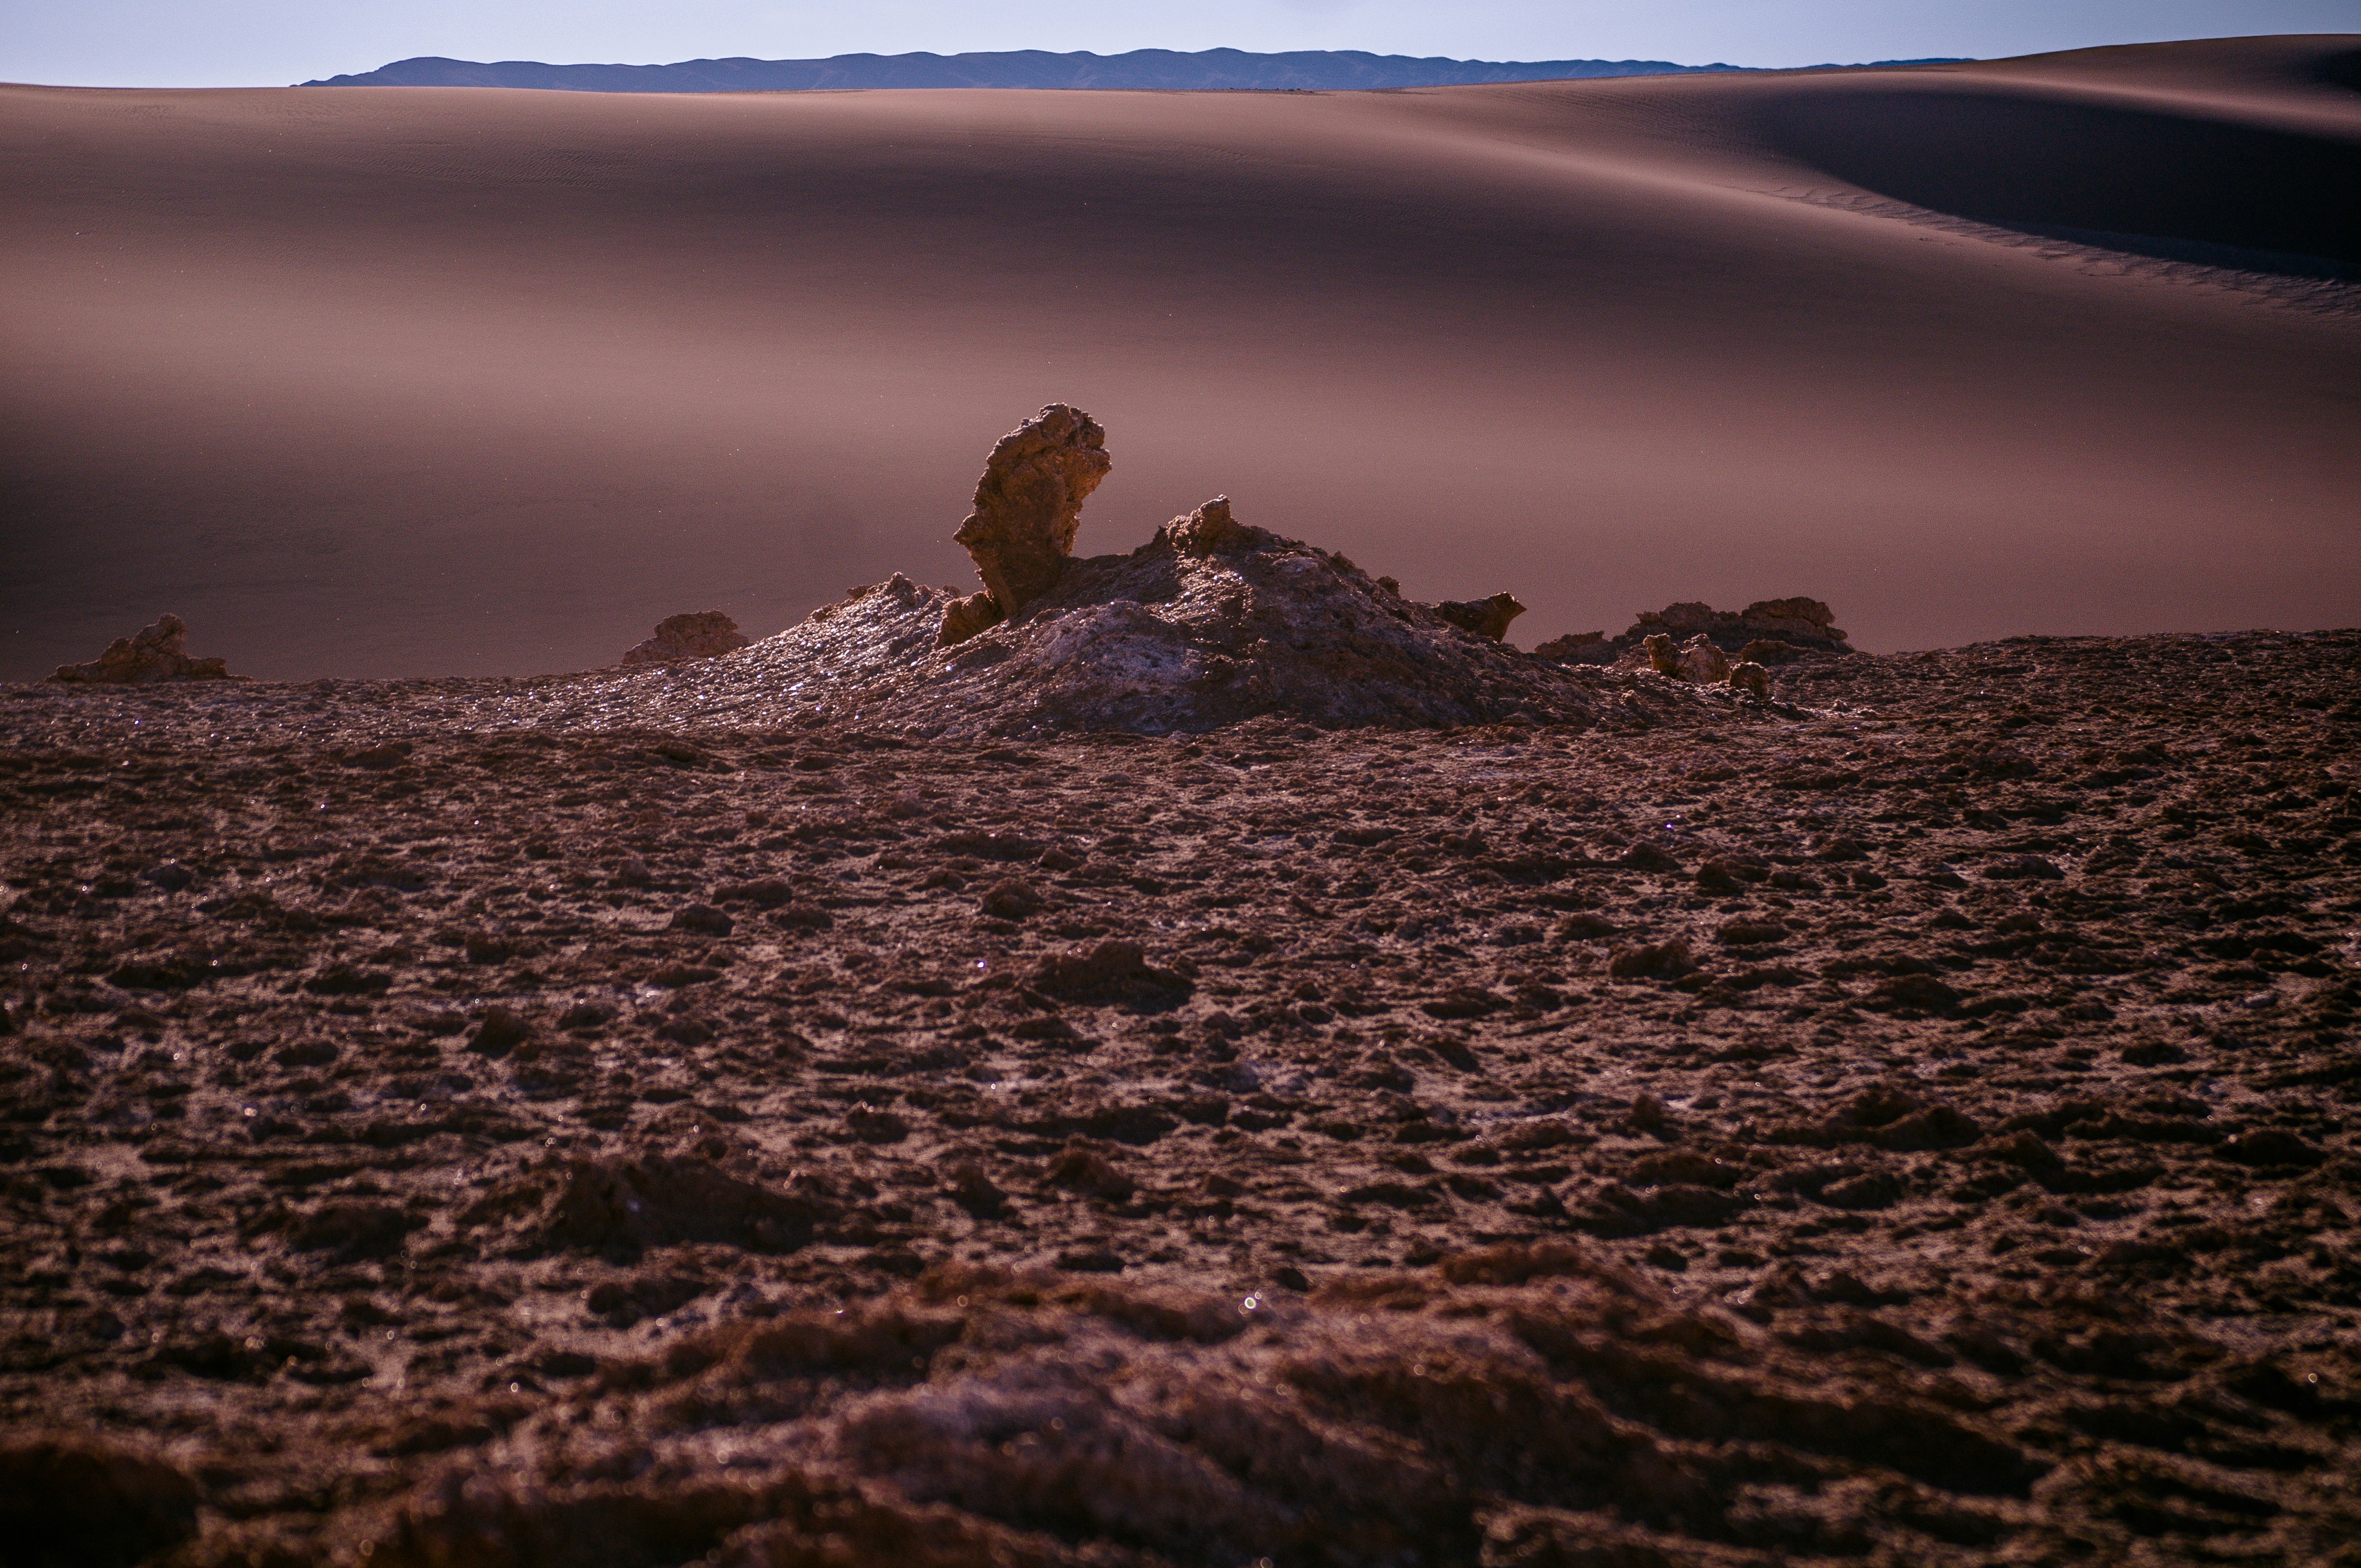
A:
[2, 30, 2360, 1568]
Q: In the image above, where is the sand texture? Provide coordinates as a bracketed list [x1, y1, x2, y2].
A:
[3, 630, 2358, 1564]
[4, 36, 2359, 680]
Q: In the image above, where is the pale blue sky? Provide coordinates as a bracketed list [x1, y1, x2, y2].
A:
[4, 0, 2355, 88]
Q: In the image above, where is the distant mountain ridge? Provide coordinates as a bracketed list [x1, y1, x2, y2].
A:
[302, 47, 1971, 93]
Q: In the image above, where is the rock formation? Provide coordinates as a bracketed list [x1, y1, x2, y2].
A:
[48, 614, 237, 683]
[617, 611, 749, 667]
[1728, 660, 1771, 700]
[547, 409, 1777, 736]
[1432, 591, 1527, 642]
[943, 404, 1112, 644]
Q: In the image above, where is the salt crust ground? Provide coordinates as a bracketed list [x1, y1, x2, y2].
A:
[1, 629, 2358, 1567]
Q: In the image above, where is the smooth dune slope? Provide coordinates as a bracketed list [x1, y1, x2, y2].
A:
[1, 36, 2356, 680]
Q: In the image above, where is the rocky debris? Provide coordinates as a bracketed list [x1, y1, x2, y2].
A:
[946, 403, 1112, 638]
[1642, 633, 1680, 676]
[467, 1006, 531, 1058]
[1431, 591, 1527, 642]
[1728, 660, 1771, 700]
[48, 613, 236, 684]
[618, 611, 749, 667]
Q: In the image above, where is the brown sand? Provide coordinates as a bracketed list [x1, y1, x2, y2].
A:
[2, 634, 2357, 1564]
[3, 36, 2357, 682]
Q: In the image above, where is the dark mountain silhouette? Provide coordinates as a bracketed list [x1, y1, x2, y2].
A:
[301, 47, 1968, 92]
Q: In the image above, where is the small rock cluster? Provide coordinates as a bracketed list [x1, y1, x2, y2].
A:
[48, 614, 237, 684]
[1528, 595, 1848, 703]
[1640, 632, 1772, 701]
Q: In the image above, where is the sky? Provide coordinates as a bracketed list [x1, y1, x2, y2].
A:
[3, 0, 2357, 88]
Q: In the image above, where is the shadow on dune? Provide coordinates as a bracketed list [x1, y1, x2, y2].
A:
[2316, 47, 2361, 94]
[1759, 87, 2361, 279]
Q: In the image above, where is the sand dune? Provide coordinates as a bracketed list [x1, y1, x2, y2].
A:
[2, 36, 2356, 681]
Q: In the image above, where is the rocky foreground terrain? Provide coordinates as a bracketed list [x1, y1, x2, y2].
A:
[1, 620, 2357, 1567]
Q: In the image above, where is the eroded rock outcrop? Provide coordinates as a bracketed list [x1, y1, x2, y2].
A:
[618, 611, 750, 667]
[49, 614, 237, 684]
[944, 404, 1111, 643]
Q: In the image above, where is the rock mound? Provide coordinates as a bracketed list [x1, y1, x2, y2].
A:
[618, 611, 750, 667]
[572, 494, 1668, 736]
[544, 409, 1759, 737]
[49, 614, 237, 684]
